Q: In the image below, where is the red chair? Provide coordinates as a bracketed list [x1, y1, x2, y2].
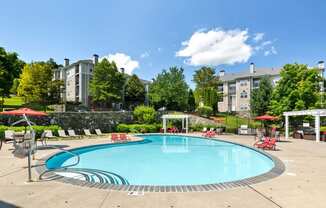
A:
[264, 138, 277, 150]
[205, 130, 215, 138]
[119, 133, 128, 141]
[254, 137, 269, 148]
[111, 133, 119, 142]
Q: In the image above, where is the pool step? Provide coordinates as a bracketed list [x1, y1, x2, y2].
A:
[55, 168, 129, 185]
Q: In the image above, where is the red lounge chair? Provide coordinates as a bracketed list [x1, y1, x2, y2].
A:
[254, 137, 269, 148]
[119, 133, 128, 141]
[205, 130, 215, 138]
[111, 133, 119, 142]
[264, 138, 277, 150]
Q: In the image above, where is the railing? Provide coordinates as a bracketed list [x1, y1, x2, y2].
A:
[38, 145, 80, 180]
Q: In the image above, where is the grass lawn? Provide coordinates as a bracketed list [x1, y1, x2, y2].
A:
[3, 96, 25, 106]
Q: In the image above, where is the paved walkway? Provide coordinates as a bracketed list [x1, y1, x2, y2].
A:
[0, 134, 325, 208]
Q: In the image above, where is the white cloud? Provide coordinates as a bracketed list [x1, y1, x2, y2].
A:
[176, 28, 253, 66]
[253, 33, 264, 42]
[140, 51, 150, 58]
[101, 53, 139, 75]
[264, 46, 277, 56]
[157, 47, 162, 52]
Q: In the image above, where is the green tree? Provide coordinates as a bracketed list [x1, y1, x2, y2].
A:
[187, 89, 196, 112]
[250, 76, 273, 116]
[125, 74, 145, 108]
[48, 79, 64, 104]
[10, 78, 20, 95]
[270, 63, 322, 116]
[149, 67, 189, 110]
[17, 62, 53, 107]
[193, 66, 221, 111]
[0, 47, 24, 110]
[90, 59, 126, 107]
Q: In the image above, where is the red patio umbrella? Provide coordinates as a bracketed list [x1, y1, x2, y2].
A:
[0, 108, 47, 116]
[255, 115, 278, 121]
[0, 108, 47, 182]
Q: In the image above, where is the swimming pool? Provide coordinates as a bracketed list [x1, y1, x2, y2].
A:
[45, 135, 277, 187]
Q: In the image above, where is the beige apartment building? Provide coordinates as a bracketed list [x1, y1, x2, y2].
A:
[217, 61, 325, 113]
[218, 63, 281, 113]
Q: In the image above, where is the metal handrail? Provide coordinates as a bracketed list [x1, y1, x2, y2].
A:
[39, 145, 80, 180]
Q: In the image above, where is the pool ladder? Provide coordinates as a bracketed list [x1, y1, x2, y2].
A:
[38, 145, 80, 181]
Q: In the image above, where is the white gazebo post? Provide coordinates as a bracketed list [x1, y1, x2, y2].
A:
[163, 117, 167, 133]
[315, 114, 320, 142]
[182, 118, 184, 130]
[285, 115, 289, 140]
[186, 116, 189, 133]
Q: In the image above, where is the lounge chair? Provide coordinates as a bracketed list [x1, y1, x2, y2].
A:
[204, 130, 216, 138]
[58, 130, 68, 137]
[40, 130, 56, 145]
[83, 129, 93, 137]
[68, 130, 79, 137]
[119, 133, 129, 141]
[95, 129, 103, 136]
[111, 133, 120, 142]
[4, 130, 14, 142]
[254, 137, 269, 148]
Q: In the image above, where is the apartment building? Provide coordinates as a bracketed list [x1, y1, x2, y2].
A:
[217, 63, 280, 113]
[53, 54, 150, 108]
[53, 55, 98, 106]
[217, 61, 325, 113]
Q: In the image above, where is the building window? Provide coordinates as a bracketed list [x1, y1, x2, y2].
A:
[218, 84, 223, 92]
[240, 79, 248, 86]
[240, 104, 248, 110]
[240, 90, 248, 98]
[253, 80, 260, 88]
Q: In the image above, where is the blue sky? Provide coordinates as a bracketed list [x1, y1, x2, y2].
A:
[1, 0, 326, 87]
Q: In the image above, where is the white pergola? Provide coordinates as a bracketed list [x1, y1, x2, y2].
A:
[283, 109, 326, 142]
[162, 114, 189, 133]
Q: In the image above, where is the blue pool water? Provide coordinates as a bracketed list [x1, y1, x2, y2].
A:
[46, 135, 274, 185]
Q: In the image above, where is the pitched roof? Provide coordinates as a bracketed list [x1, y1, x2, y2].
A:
[220, 68, 281, 81]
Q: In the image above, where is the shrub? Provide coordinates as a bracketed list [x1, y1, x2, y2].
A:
[196, 106, 213, 117]
[0, 125, 62, 140]
[115, 123, 161, 133]
[190, 123, 224, 132]
[133, 105, 157, 124]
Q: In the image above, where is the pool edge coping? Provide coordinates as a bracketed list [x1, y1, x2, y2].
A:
[35, 133, 285, 193]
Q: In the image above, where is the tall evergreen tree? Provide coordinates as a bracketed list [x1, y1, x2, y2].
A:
[250, 76, 273, 116]
[187, 89, 196, 112]
[192, 66, 221, 111]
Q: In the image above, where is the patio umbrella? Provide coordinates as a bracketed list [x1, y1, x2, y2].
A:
[255, 115, 278, 137]
[0, 108, 47, 182]
[0, 108, 47, 132]
[255, 115, 278, 121]
[0, 108, 47, 116]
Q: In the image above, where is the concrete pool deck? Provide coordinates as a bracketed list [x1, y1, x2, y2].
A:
[0, 134, 326, 208]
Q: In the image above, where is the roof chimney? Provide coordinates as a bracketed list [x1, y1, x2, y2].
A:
[93, 54, 99, 65]
[64, 58, 69, 67]
[219, 69, 225, 77]
[250, 62, 255, 74]
[120, 68, 125, 74]
[318, 60, 325, 70]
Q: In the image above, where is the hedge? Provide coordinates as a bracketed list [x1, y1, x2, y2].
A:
[190, 123, 225, 132]
[115, 123, 161, 133]
[0, 125, 62, 140]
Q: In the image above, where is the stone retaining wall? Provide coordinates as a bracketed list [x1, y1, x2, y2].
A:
[49, 111, 133, 133]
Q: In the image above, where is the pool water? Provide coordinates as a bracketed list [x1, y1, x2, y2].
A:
[46, 135, 274, 186]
